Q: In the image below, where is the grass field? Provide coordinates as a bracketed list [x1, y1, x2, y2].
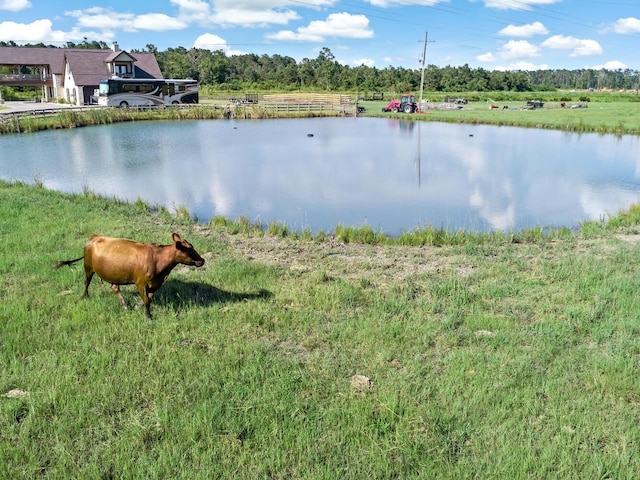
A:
[2, 180, 640, 478]
[202, 90, 640, 135]
[2, 90, 639, 135]
[362, 95, 640, 135]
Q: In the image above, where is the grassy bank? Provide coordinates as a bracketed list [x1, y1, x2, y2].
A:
[2, 89, 639, 135]
[362, 91, 640, 135]
[422, 100, 640, 134]
[0, 102, 345, 135]
[2, 181, 640, 478]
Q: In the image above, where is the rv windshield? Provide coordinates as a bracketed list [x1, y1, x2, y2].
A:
[98, 81, 109, 96]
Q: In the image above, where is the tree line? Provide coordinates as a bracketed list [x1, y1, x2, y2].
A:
[150, 45, 640, 93]
[3, 40, 639, 93]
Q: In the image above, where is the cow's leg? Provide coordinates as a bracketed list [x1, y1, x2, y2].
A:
[82, 270, 94, 299]
[136, 282, 153, 320]
[111, 284, 128, 309]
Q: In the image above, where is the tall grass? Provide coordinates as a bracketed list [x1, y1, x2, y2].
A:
[0, 106, 237, 134]
[2, 182, 640, 479]
[3, 91, 640, 135]
[0, 104, 345, 135]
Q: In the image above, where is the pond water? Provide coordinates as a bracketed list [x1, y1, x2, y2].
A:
[2, 117, 640, 235]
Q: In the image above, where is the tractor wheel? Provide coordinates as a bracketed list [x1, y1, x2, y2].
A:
[404, 104, 414, 114]
[392, 108, 399, 113]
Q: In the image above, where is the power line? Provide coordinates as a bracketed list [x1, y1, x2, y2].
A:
[287, 0, 426, 27]
[418, 31, 435, 103]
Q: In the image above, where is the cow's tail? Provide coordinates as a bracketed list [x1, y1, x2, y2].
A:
[53, 256, 84, 269]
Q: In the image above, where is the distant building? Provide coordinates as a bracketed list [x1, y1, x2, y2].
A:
[0, 42, 163, 105]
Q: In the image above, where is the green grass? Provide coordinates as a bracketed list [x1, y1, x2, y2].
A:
[2, 180, 640, 478]
[0, 106, 238, 135]
[361, 91, 640, 135]
[3, 90, 640, 135]
[421, 101, 640, 134]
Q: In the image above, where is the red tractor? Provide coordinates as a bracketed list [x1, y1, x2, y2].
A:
[382, 94, 418, 113]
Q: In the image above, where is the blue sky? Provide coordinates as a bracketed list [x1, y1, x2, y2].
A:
[0, 0, 638, 71]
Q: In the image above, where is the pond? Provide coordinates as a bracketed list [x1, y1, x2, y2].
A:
[2, 117, 640, 235]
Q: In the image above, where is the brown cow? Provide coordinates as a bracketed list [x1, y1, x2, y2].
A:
[55, 233, 205, 320]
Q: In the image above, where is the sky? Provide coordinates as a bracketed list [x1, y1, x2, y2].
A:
[0, 0, 639, 71]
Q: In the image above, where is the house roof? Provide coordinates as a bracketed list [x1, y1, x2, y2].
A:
[0, 46, 163, 86]
[64, 50, 162, 86]
[105, 50, 136, 63]
[0, 47, 67, 74]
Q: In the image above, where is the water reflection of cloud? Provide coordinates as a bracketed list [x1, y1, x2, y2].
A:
[2, 118, 640, 235]
[432, 126, 518, 229]
[580, 185, 639, 222]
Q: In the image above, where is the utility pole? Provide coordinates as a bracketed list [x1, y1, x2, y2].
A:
[418, 31, 435, 106]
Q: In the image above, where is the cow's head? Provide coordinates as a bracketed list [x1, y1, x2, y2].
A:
[172, 233, 205, 267]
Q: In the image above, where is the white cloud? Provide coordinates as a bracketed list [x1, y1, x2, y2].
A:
[541, 35, 602, 57]
[204, 0, 337, 28]
[170, 0, 211, 22]
[66, 8, 132, 30]
[193, 33, 246, 55]
[304, 13, 373, 38]
[494, 61, 549, 71]
[171, 0, 209, 13]
[481, 33, 603, 69]
[58, 1, 338, 39]
[66, 7, 186, 32]
[0, 0, 31, 12]
[477, 52, 496, 62]
[478, 39, 543, 67]
[210, 7, 299, 27]
[499, 21, 548, 37]
[499, 39, 540, 59]
[365, 0, 447, 7]
[608, 17, 640, 35]
[383, 56, 406, 63]
[62, 2, 303, 38]
[266, 30, 324, 42]
[591, 60, 628, 70]
[266, 12, 373, 42]
[215, 0, 334, 6]
[482, 0, 561, 9]
[0, 19, 95, 43]
[353, 58, 375, 67]
[134, 14, 187, 31]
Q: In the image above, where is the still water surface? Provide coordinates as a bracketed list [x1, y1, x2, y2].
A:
[2, 117, 640, 235]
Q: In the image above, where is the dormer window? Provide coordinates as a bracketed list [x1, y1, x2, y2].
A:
[105, 51, 137, 78]
[114, 63, 132, 77]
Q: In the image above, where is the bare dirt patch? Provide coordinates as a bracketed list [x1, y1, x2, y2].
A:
[221, 233, 475, 287]
[614, 233, 640, 244]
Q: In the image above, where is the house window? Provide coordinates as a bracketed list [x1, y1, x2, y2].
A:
[114, 63, 132, 77]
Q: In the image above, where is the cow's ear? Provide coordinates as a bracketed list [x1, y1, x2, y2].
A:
[172, 233, 182, 243]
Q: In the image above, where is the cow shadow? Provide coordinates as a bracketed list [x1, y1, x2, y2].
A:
[153, 279, 273, 309]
